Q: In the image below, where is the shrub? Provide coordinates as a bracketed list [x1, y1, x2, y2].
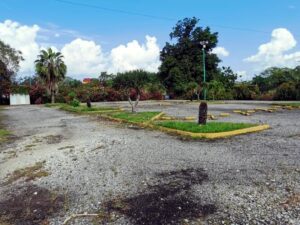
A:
[274, 82, 297, 100]
[70, 98, 80, 107]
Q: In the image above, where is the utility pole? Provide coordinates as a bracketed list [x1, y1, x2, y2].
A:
[200, 41, 209, 101]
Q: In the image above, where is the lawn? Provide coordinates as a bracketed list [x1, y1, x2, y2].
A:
[0, 129, 10, 142]
[273, 103, 300, 107]
[156, 121, 256, 133]
[110, 111, 161, 123]
[45, 103, 119, 113]
[0, 108, 9, 142]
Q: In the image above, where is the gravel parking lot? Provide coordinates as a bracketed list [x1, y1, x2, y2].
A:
[0, 101, 299, 225]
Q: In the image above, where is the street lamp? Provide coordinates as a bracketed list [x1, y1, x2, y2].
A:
[200, 41, 209, 101]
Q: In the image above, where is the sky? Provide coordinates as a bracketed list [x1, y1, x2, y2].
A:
[0, 0, 300, 81]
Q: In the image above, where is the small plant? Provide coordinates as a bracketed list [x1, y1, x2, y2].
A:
[70, 98, 80, 107]
[68, 91, 76, 100]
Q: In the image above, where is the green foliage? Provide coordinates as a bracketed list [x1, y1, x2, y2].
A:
[70, 98, 80, 107]
[252, 66, 300, 100]
[68, 91, 76, 100]
[35, 48, 67, 103]
[0, 40, 23, 76]
[113, 70, 151, 94]
[10, 85, 29, 95]
[110, 111, 161, 123]
[274, 82, 297, 100]
[233, 83, 259, 100]
[156, 121, 255, 133]
[0, 40, 23, 103]
[46, 103, 118, 113]
[62, 77, 81, 88]
[159, 17, 220, 96]
[207, 80, 226, 100]
[113, 70, 153, 112]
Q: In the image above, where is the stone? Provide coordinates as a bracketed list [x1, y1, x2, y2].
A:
[198, 102, 208, 125]
[87, 98, 92, 108]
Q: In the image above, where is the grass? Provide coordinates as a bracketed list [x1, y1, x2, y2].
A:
[0, 108, 10, 142]
[156, 121, 256, 133]
[273, 103, 300, 107]
[110, 111, 161, 123]
[4, 161, 50, 185]
[45, 103, 119, 113]
[0, 129, 10, 141]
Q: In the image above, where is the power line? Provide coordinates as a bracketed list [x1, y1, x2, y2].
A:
[54, 0, 175, 21]
[53, 0, 296, 37]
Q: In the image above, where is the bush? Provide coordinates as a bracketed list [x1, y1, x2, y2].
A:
[29, 84, 49, 104]
[70, 98, 80, 107]
[274, 82, 297, 100]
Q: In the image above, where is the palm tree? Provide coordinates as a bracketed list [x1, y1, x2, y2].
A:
[35, 48, 67, 103]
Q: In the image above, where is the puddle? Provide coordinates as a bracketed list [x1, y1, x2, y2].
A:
[0, 185, 65, 225]
[102, 168, 216, 225]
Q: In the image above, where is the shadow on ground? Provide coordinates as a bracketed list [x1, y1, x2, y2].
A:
[0, 185, 65, 225]
[100, 168, 216, 225]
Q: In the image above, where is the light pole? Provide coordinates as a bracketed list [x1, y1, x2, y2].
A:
[200, 41, 209, 101]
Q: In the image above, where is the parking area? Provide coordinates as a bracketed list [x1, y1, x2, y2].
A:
[0, 101, 299, 225]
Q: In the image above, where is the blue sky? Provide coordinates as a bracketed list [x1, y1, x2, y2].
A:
[0, 0, 300, 80]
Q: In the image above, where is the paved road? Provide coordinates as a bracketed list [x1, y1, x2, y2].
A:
[0, 103, 299, 225]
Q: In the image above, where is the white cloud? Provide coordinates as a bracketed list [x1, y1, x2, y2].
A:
[212, 46, 229, 57]
[109, 35, 160, 73]
[0, 20, 161, 79]
[61, 38, 108, 77]
[245, 28, 300, 71]
[236, 70, 248, 81]
[0, 20, 40, 75]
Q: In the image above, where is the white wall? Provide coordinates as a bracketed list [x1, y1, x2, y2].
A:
[10, 94, 30, 105]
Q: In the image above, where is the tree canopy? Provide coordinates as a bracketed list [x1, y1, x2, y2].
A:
[159, 17, 220, 96]
[0, 40, 23, 103]
[35, 48, 67, 103]
[113, 70, 151, 112]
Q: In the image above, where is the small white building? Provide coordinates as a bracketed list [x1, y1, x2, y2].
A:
[10, 94, 30, 105]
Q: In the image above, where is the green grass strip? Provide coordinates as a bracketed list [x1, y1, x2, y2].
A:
[45, 103, 118, 113]
[110, 111, 161, 123]
[156, 121, 256, 133]
[0, 129, 10, 142]
[273, 103, 300, 107]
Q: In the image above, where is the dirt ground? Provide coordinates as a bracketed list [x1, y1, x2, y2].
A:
[0, 101, 299, 225]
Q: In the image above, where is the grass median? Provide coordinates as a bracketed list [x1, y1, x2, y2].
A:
[109, 111, 161, 123]
[273, 103, 300, 108]
[155, 121, 256, 133]
[45, 103, 120, 113]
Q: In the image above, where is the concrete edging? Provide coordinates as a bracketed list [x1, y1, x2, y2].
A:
[149, 124, 270, 139]
[100, 113, 270, 139]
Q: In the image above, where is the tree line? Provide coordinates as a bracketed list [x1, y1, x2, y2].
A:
[1, 17, 300, 106]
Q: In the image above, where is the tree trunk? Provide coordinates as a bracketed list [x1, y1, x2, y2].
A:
[128, 94, 140, 113]
[51, 91, 55, 103]
[128, 96, 136, 113]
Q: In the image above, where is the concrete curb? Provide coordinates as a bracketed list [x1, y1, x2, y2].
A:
[149, 124, 270, 139]
[100, 113, 270, 139]
[149, 112, 165, 122]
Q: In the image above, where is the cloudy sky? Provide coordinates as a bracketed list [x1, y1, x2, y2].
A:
[0, 0, 300, 80]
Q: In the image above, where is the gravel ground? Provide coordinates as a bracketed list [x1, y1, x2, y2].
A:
[0, 101, 299, 225]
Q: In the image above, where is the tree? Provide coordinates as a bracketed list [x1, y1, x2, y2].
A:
[208, 80, 226, 100]
[233, 83, 259, 100]
[159, 17, 220, 97]
[0, 40, 23, 104]
[113, 70, 150, 112]
[274, 82, 297, 100]
[35, 48, 67, 103]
